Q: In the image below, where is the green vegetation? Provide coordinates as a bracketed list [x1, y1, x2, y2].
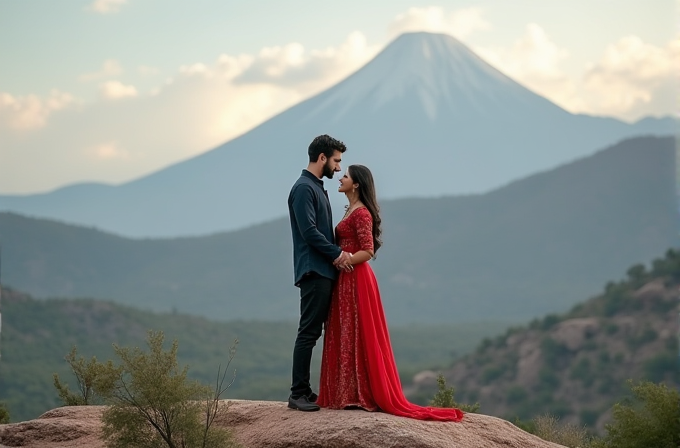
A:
[53, 347, 121, 406]
[532, 414, 592, 448]
[415, 249, 680, 432]
[595, 380, 680, 448]
[99, 331, 239, 448]
[0, 403, 9, 424]
[523, 380, 680, 448]
[0, 288, 510, 422]
[429, 374, 479, 413]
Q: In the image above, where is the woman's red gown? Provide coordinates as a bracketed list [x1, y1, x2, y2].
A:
[318, 207, 463, 421]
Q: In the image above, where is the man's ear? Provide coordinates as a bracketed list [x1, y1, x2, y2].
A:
[318, 154, 326, 164]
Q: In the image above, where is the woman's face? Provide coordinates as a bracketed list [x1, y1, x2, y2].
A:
[338, 170, 356, 194]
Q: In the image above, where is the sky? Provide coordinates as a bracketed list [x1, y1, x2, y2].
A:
[0, 0, 677, 194]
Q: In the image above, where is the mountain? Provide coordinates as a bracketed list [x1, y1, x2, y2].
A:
[405, 249, 680, 430]
[0, 32, 676, 237]
[0, 136, 676, 324]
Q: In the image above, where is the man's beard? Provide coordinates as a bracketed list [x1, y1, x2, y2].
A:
[322, 160, 335, 179]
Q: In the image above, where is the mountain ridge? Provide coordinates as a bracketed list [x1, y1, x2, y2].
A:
[0, 32, 676, 237]
[0, 135, 675, 324]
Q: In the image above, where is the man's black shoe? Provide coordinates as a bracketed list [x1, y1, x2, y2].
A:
[288, 394, 320, 411]
[307, 392, 318, 403]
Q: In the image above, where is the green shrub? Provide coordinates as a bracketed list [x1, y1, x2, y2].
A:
[0, 402, 9, 423]
[650, 248, 680, 280]
[601, 284, 637, 316]
[511, 415, 535, 433]
[99, 331, 240, 448]
[626, 264, 648, 289]
[599, 380, 680, 448]
[430, 373, 480, 413]
[53, 346, 121, 406]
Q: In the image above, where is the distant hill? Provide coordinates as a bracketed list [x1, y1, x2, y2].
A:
[0, 32, 676, 237]
[0, 136, 676, 324]
[0, 288, 508, 422]
[405, 249, 680, 431]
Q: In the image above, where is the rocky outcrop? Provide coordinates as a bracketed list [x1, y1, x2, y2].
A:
[0, 400, 564, 448]
[406, 276, 680, 431]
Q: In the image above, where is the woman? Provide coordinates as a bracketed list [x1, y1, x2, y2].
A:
[317, 164, 464, 422]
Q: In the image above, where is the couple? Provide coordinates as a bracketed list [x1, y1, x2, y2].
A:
[287, 134, 463, 422]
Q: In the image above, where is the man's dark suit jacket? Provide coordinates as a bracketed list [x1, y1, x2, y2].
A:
[288, 169, 342, 286]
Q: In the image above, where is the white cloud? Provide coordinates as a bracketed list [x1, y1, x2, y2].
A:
[88, 0, 128, 14]
[0, 31, 379, 192]
[100, 81, 138, 99]
[0, 89, 76, 130]
[475, 23, 577, 108]
[79, 59, 123, 82]
[87, 142, 131, 160]
[233, 31, 380, 95]
[475, 28, 678, 121]
[179, 63, 212, 77]
[0, 66, 301, 193]
[581, 36, 680, 120]
[215, 54, 255, 80]
[388, 6, 491, 40]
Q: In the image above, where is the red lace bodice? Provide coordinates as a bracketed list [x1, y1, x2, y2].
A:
[335, 207, 374, 255]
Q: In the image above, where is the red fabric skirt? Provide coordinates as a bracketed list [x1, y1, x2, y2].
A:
[318, 263, 463, 422]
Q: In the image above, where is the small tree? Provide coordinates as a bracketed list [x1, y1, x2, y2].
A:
[53, 346, 121, 406]
[597, 380, 680, 448]
[98, 330, 239, 448]
[430, 373, 480, 413]
[0, 402, 10, 424]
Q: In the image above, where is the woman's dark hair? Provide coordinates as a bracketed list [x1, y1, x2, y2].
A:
[308, 134, 346, 162]
[347, 164, 382, 253]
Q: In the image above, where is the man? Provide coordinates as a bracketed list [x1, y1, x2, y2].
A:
[287, 134, 352, 412]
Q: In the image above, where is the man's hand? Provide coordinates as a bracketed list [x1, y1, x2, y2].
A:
[334, 251, 354, 271]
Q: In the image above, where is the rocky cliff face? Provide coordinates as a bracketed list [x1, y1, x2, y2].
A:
[0, 400, 565, 448]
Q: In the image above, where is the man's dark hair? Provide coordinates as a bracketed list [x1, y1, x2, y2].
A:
[308, 134, 347, 163]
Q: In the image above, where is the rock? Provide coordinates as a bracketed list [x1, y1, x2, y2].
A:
[550, 318, 599, 351]
[515, 338, 542, 386]
[412, 370, 439, 386]
[0, 400, 565, 448]
[0, 406, 105, 448]
[633, 279, 667, 301]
